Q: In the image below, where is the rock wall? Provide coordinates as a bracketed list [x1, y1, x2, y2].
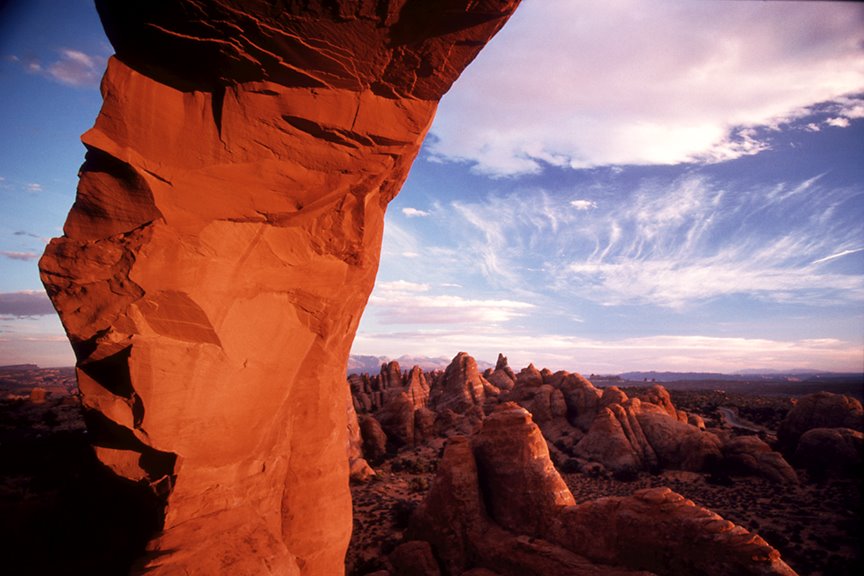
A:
[39, 2, 520, 574]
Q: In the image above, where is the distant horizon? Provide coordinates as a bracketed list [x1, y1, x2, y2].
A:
[5, 355, 863, 378]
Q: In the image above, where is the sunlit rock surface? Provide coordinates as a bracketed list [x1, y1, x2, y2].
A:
[39, 2, 520, 573]
[410, 405, 798, 576]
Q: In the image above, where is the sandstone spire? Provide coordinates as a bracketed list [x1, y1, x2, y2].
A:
[39, 2, 521, 573]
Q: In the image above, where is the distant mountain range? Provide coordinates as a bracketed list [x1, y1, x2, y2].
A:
[346, 355, 860, 381]
[618, 370, 862, 382]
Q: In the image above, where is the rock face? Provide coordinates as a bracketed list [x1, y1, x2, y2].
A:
[430, 351, 488, 413]
[411, 405, 798, 576]
[39, 3, 520, 574]
[777, 392, 864, 453]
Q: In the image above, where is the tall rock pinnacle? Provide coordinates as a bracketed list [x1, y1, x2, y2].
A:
[38, 2, 521, 574]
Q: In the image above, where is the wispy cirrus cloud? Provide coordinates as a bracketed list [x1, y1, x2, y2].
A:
[367, 280, 534, 326]
[435, 173, 864, 310]
[430, 0, 864, 175]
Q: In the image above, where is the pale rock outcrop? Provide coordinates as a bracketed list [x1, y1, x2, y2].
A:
[40, 2, 520, 573]
[411, 405, 797, 576]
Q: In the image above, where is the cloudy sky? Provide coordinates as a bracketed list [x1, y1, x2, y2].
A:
[1, 1, 863, 373]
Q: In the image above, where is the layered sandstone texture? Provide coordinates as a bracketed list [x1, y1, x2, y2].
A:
[38, 2, 520, 574]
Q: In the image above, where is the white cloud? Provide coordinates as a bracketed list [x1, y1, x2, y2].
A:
[570, 199, 597, 211]
[26, 182, 42, 192]
[429, 0, 864, 175]
[401, 207, 430, 218]
[811, 247, 864, 266]
[47, 49, 104, 87]
[826, 116, 851, 128]
[17, 48, 105, 87]
[430, 174, 864, 310]
[376, 280, 430, 293]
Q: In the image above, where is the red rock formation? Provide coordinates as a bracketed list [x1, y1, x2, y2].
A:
[484, 353, 516, 391]
[405, 365, 431, 409]
[430, 352, 488, 414]
[39, 3, 521, 573]
[412, 405, 798, 576]
[376, 390, 416, 449]
[722, 435, 798, 484]
[777, 391, 864, 453]
[471, 403, 575, 536]
[794, 427, 864, 476]
[346, 385, 375, 483]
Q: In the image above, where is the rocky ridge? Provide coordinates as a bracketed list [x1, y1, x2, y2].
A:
[347, 352, 864, 575]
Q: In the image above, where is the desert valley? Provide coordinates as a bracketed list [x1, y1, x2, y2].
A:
[2, 356, 861, 575]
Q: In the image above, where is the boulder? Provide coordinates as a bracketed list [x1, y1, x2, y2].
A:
[794, 427, 864, 477]
[389, 540, 442, 576]
[636, 411, 723, 472]
[777, 391, 863, 453]
[359, 414, 388, 464]
[723, 435, 798, 484]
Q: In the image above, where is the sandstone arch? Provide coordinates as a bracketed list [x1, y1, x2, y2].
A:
[39, 2, 521, 573]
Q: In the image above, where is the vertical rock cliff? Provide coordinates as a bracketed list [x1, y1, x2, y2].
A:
[39, 2, 520, 574]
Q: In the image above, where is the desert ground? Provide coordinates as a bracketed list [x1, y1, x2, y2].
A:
[1, 365, 861, 575]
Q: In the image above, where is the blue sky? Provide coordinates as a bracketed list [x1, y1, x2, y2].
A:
[1, 1, 863, 373]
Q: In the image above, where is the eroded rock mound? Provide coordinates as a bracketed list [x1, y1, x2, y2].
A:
[410, 405, 798, 576]
[39, 3, 521, 574]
